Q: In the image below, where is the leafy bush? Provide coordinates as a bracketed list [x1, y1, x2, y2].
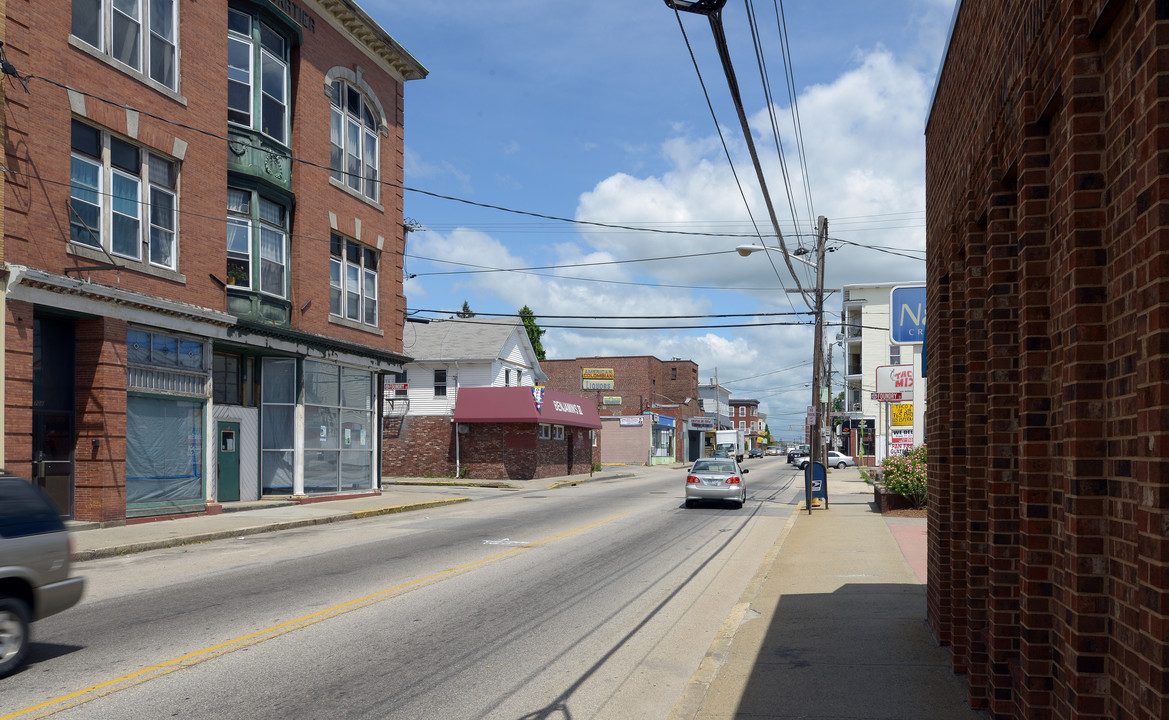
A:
[881, 444, 927, 507]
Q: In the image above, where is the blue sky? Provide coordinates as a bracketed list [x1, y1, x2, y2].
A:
[361, 0, 956, 439]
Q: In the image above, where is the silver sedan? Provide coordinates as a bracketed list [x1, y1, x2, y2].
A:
[684, 458, 748, 509]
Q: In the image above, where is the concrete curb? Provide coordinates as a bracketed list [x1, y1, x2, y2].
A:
[668, 508, 802, 720]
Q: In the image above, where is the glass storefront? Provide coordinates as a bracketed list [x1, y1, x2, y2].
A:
[303, 360, 375, 494]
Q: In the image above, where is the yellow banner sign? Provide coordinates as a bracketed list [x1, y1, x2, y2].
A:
[581, 368, 614, 380]
[891, 403, 914, 427]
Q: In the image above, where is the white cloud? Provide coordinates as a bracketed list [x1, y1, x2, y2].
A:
[403, 41, 935, 429]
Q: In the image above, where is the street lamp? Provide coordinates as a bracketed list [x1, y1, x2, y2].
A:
[738, 217, 829, 514]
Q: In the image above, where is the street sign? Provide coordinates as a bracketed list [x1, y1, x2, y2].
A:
[890, 285, 926, 345]
[871, 392, 902, 402]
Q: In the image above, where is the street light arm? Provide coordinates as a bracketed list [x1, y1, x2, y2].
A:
[735, 244, 818, 269]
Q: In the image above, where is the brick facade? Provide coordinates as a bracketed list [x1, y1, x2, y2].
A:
[925, 3, 1168, 719]
[382, 415, 597, 481]
[542, 356, 701, 461]
[3, 1, 422, 521]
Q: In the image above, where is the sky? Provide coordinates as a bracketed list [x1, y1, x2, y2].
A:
[361, 0, 957, 441]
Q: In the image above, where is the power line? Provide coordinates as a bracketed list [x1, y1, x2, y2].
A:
[408, 308, 811, 319]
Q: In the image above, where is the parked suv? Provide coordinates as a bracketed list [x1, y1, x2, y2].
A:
[0, 473, 85, 677]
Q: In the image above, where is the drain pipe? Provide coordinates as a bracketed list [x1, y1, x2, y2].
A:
[453, 362, 460, 478]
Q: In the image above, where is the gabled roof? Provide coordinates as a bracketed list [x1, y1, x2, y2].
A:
[401, 318, 546, 379]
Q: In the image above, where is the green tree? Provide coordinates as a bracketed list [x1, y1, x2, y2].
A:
[518, 305, 546, 360]
[456, 301, 475, 318]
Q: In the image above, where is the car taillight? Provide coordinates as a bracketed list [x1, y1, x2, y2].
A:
[726, 476, 741, 484]
[686, 475, 701, 483]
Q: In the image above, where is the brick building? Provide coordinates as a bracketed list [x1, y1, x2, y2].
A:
[926, 2, 1168, 719]
[381, 317, 599, 480]
[2, 0, 425, 521]
[728, 398, 763, 449]
[541, 356, 704, 464]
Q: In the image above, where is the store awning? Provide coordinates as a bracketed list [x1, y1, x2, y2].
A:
[453, 387, 601, 429]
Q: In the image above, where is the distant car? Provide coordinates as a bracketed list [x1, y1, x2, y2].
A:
[0, 474, 85, 678]
[711, 448, 730, 459]
[826, 451, 857, 469]
[793, 454, 810, 470]
[793, 451, 857, 470]
[685, 458, 748, 509]
[765, 446, 781, 456]
[748, 447, 764, 459]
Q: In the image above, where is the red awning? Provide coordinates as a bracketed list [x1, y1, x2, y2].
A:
[453, 387, 601, 429]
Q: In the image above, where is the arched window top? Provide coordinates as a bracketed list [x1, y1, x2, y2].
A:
[324, 67, 388, 136]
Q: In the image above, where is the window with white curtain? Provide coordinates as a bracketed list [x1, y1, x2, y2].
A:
[226, 187, 288, 298]
[72, 0, 178, 90]
[69, 120, 178, 270]
[329, 234, 378, 327]
[329, 79, 380, 201]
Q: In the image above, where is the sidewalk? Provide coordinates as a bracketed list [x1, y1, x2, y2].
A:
[671, 468, 982, 720]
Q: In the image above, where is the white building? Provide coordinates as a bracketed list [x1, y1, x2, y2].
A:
[840, 283, 926, 465]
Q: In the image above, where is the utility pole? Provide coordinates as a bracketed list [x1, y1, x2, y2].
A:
[806, 216, 828, 513]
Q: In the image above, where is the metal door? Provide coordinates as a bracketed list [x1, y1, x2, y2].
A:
[217, 421, 241, 502]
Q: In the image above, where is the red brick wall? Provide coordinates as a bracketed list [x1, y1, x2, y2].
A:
[382, 415, 597, 480]
[3, 2, 407, 348]
[5, 301, 33, 479]
[925, 3, 1169, 719]
[542, 356, 700, 458]
[73, 317, 128, 523]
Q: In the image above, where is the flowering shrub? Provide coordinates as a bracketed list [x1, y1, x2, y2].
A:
[881, 444, 927, 507]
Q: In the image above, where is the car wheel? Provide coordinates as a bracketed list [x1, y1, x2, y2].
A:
[837, 462, 847, 469]
[0, 596, 31, 678]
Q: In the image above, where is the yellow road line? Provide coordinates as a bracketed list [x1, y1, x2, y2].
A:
[3, 512, 626, 720]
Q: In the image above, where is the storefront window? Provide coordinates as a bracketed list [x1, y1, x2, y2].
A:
[261, 358, 295, 494]
[126, 396, 203, 508]
[304, 360, 374, 494]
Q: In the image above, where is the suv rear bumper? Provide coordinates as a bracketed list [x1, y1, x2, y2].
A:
[35, 576, 85, 621]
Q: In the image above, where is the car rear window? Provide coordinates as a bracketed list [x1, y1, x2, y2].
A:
[0, 477, 66, 537]
[692, 460, 735, 473]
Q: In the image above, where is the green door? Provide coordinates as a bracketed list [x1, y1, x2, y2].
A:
[217, 421, 241, 502]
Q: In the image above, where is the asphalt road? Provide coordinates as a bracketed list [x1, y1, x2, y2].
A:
[2, 458, 803, 720]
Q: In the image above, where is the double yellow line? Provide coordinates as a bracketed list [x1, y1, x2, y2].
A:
[4, 512, 626, 719]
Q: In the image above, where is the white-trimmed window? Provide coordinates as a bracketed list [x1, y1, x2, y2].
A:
[226, 187, 288, 298]
[330, 79, 380, 201]
[434, 369, 447, 397]
[72, 0, 178, 90]
[553, 425, 565, 441]
[228, 7, 288, 145]
[538, 424, 551, 440]
[738, 406, 746, 417]
[329, 234, 378, 326]
[69, 121, 178, 269]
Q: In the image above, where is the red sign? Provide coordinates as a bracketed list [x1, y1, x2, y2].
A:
[871, 392, 902, 402]
[385, 383, 408, 391]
